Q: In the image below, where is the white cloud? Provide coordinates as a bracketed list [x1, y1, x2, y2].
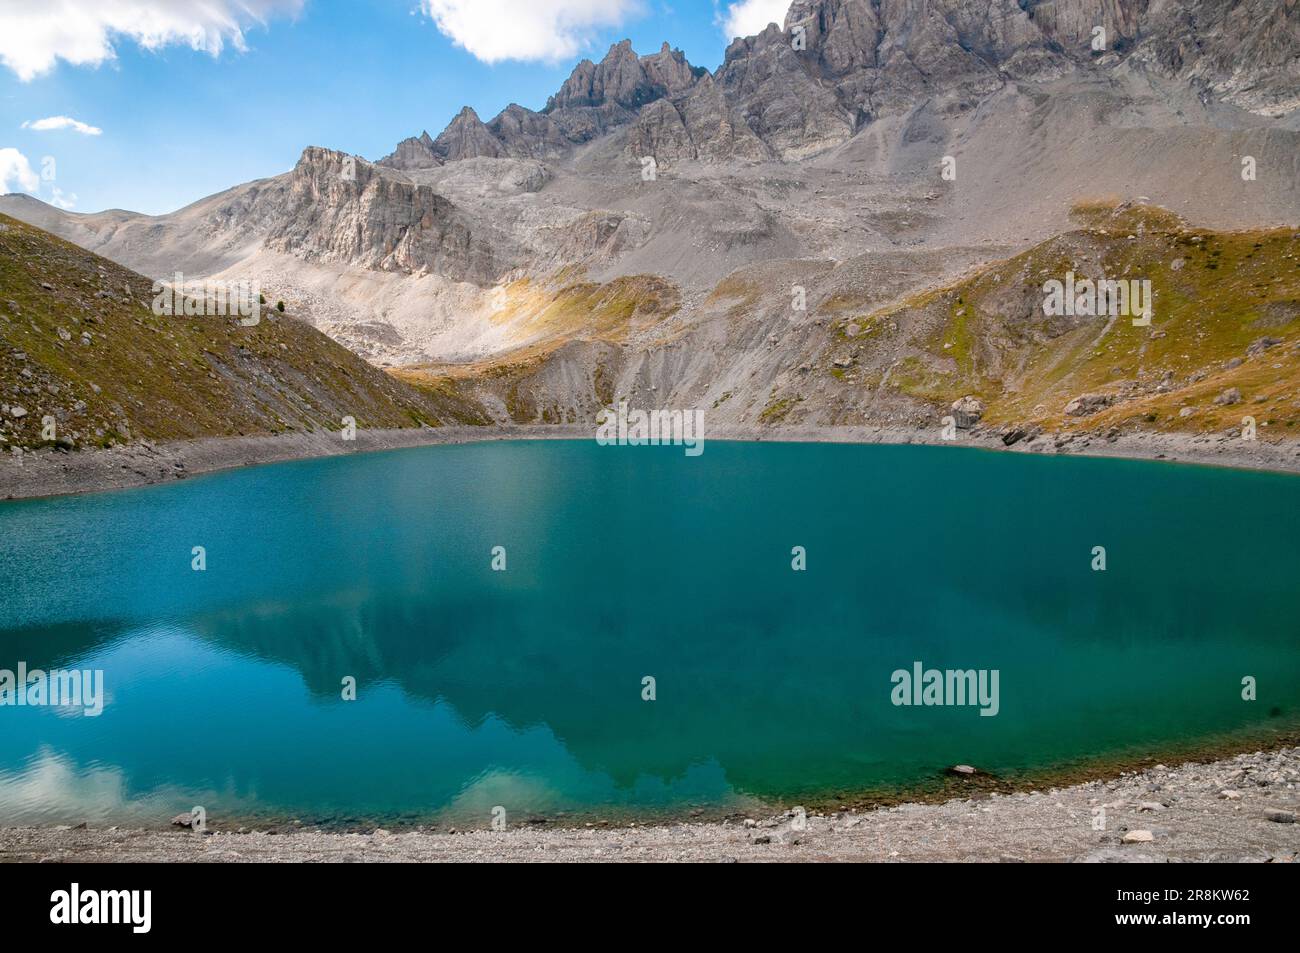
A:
[719, 0, 791, 40]
[49, 186, 78, 209]
[420, 0, 643, 64]
[22, 116, 103, 136]
[0, 148, 41, 195]
[0, 0, 304, 81]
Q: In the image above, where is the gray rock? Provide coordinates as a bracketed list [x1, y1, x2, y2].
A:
[1002, 426, 1027, 446]
[550, 40, 699, 115]
[1246, 336, 1282, 357]
[488, 106, 569, 160]
[377, 131, 442, 171]
[951, 396, 985, 429]
[1065, 394, 1113, 417]
[432, 107, 504, 161]
[497, 162, 548, 194]
[264, 147, 508, 284]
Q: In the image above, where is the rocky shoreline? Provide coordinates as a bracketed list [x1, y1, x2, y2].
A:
[0, 425, 522, 501]
[3, 747, 1296, 863]
[2, 423, 1298, 502]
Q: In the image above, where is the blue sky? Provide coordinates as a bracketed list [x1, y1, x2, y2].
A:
[0, 0, 792, 215]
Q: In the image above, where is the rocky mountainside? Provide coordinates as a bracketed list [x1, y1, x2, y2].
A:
[1, 0, 1297, 441]
[384, 0, 1300, 167]
[378, 40, 709, 169]
[0, 214, 486, 454]
[265, 147, 510, 282]
[398, 201, 1300, 448]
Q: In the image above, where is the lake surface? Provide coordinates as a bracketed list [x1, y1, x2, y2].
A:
[1, 440, 1298, 827]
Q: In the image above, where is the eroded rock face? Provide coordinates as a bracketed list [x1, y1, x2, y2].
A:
[1131, 0, 1300, 117]
[626, 99, 693, 163]
[627, 73, 773, 164]
[714, 25, 856, 160]
[539, 40, 707, 148]
[547, 39, 702, 113]
[378, 131, 441, 171]
[488, 106, 570, 160]
[433, 107, 504, 161]
[535, 211, 651, 269]
[264, 148, 505, 284]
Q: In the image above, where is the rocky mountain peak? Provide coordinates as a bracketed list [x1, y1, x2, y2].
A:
[384, 0, 1298, 170]
[378, 130, 442, 171]
[433, 106, 504, 161]
[544, 38, 704, 113]
[486, 104, 569, 159]
[267, 146, 504, 283]
[638, 41, 708, 99]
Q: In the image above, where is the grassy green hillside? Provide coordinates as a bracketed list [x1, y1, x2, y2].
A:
[833, 202, 1300, 439]
[0, 214, 488, 451]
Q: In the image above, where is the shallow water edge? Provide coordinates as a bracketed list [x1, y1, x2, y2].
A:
[19, 724, 1294, 836]
[3, 423, 1299, 503]
[3, 743, 1297, 864]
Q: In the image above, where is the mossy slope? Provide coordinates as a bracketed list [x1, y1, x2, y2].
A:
[0, 214, 488, 450]
[831, 203, 1300, 438]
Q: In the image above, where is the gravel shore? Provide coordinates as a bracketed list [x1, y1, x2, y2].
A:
[3, 747, 1296, 863]
[2, 423, 1299, 502]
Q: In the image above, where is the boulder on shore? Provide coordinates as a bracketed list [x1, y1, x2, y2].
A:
[950, 396, 985, 429]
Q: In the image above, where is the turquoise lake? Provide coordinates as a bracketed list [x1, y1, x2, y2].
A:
[1, 440, 1298, 827]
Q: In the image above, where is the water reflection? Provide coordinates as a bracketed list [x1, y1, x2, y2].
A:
[1, 441, 1298, 824]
